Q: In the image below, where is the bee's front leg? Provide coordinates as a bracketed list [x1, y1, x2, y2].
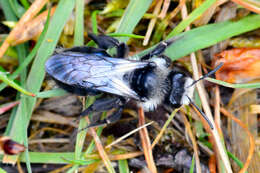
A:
[141, 36, 182, 60]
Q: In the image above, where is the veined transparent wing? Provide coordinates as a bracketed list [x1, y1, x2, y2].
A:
[45, 51, 149, 100]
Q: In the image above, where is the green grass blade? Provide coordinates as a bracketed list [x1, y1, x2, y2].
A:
[119, 159, 130, 173]
[91, 10, 100, 34]
[36, 89, 68, 98]
[19, 0, 30, 9]
[84, 125, 104, 155]
[0, 72, 35, 96]
[0, 11, 50, 92]
[74, 0, 85, 46]
[0, 0, 17, 20]
[0, 167, 7, 173]
[62, 158, 98, 165]
[7, 0, 26, 18]
[139, 14, 260, 60]
[16, 42, 31, 173]
[72, 2, 90, 172]
[115, 0, 152, 42]
[206, 78, 260, 89]
[7, 0, 76, 163]
[189, 155, 195, 173]
[19, 152, 75, 164]
[167, 0, 217, 38]
[16, 44, 28, 86]
[108, 33, 144, 39]
[227, 151, 248, 172]
[23, 130, 32, 173]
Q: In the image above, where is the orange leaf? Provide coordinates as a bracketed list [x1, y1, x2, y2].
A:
[213, 48, 260, 83]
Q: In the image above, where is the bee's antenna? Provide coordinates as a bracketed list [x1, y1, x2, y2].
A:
[186, 96, 214, 129]
[188, 62, 224, 88]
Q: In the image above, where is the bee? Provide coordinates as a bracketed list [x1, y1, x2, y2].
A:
[45, 34, 222, 128]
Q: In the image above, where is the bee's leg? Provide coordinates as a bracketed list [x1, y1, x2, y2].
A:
[88, 33, 120, 50]
[116, 42, 129, 58]
[80, 97, 124, 117]
[88, 33, 129, 58]
[64, 46, 112, 57]
[141, 36, 182, 60]
[141, 41, 171, 60]
[86, 107, 123, 128]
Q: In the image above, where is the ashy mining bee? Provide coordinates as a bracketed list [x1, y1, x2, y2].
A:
[45, 34, 222, 128]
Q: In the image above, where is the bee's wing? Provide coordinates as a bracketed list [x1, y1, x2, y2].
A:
[45, 51, 148, 100]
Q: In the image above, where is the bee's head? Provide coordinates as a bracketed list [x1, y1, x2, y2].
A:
[166, 63, 224, 129]
[166, 71, 195, 108]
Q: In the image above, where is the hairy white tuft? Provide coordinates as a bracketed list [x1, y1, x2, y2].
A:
[137, 58, 170, 112]
[181, 77, 195, 105]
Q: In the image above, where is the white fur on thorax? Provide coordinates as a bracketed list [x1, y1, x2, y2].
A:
[138, 57, 170, 112]
[181, 77, 195, 105]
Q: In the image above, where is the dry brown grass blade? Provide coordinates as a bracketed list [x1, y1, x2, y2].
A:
[31, 111, 78, 127]
[181, 3, 233, 173]
[108, 151, 143, 160]
[151, 108, 179, 148]
[0, 0, 49, 58]
[250, 104, 260, 114]
[11, 7, 56, 45]
[193, 0, 228, 26]
[143, 0, 163, 46]
[158, 0, 171, 19]
[138, 107, 157, 173]
[105, 121, 153, 149]
[168, 0, 186, 19]
[220, 107, 255, 173]
[84, 151, 143, 160]
[17, 160, 24, 173]
[28, 138, 70, 144]
[28, 127, 69, 140]
[256, 139, 260, 145]
[49, 164, 73, 173]
[181, 113, 202, 173]
[85, 117, 116, 173]
[231, 0, 260, 14]
[209, 154, 217, 173]
[0, 101, 20, 114]
[214, 86, 221, 131]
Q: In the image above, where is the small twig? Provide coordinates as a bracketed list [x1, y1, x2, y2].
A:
[0, 101, 20, 114]
[11, 7, 56, 45]
[143, 0, 163, 46]
[180, 3, 233, 173]
[29, 138, 70, 144]
[151, 108, 179, 148]
[158, 0, 171, 19]
[231, 0, 260, 14]
[214, 86, 221, 129]
[220, 107, 255, 173]
[181, 112, 202, 173]
[49, 164, 73, 173]
[209, 154, 217, 173]
[0, 0, 49, 57]
[138, 107, 157, 173]
[86, 117, 116, 173]
[168, 0, 186, 19]
[84, 151, 143, 161]
[105, 121, 153, 149]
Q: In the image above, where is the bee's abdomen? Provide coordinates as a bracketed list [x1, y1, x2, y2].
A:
[130, 67, 157, 100]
